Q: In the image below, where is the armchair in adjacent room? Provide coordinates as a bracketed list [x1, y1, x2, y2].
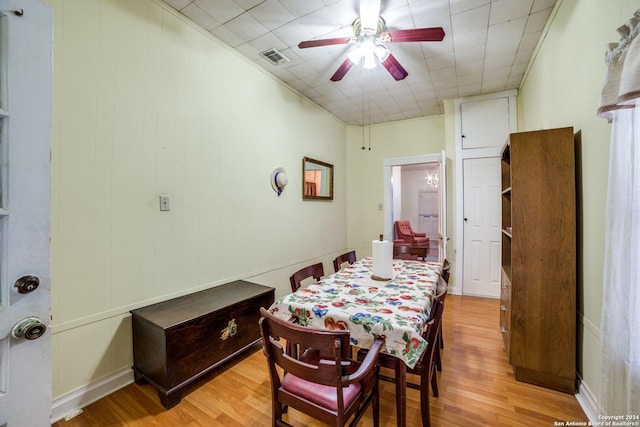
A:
[394, 220, 430, 246]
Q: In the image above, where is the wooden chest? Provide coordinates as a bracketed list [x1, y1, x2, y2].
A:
[130, 280, 275, 408]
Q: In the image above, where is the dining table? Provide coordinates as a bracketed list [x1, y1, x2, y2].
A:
[268, 257, 443, 427]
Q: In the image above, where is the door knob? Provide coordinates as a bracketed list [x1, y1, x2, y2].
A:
[14, 275, 40, 294]
[12, 316, 47, 340]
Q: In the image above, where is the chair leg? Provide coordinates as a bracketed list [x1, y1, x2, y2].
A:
[430, 365, 439, 398]
[373, 380, 380, 427]
[420, 372, 432, 427]
[435, 341, 442, 372]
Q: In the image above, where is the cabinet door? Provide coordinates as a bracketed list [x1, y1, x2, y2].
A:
[460, 97, 511, 149]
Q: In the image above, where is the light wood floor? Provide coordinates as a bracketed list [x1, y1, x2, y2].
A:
[53, 295, 587, 426]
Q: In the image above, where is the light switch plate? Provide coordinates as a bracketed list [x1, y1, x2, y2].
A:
[159, 195, 170, 211]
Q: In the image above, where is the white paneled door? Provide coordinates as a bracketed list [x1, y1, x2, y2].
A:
[0, 1, 52, 426]
[462, 157, 502, 297]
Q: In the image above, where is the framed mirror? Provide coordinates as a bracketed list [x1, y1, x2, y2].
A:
[302, 157, 333, 200]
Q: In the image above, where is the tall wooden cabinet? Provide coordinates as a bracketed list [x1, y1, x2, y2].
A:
[500, 127, 576, 393]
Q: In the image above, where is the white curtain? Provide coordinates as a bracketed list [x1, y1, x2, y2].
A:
[597, 9, 640, 416]
[599, 104, 640, 415]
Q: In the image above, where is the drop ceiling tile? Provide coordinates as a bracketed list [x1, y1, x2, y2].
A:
[524, 8, 552, 34]
[225, 11, 270, 40]
[181, 3, 222, 31]
[298, 7, 346, 38]
[453, 45, 486, 63]
[451, 4, 490, 35]
[195, 0, 245, 24]
[249, 33, 289, 56]
[278, 0, 326, 17]
[453, 31, 487, 49]
[458, 82, 483, 94]
[164, 0, 192, 10]
[519, 31, 543, 50]
[249, 0, 296, 31]
[457, 72, 482, 85]
[514, 47, 535, 64]
[487, 17, 527, 45]
[532, 0, 557, 14]
[409, 1, 451, 27]
[210, 25, 246, 47]
[432, 77, 458, 91]
[484, 53, 515, 69]
[456, 59, 484, 75]
[489, 0, 534, 25]
[481, 79, 507, 92]
[234, 0, 263, 9]
[269, 66, 298, 82]
[235, 42, 262, 60]
[449, 0, 491, 15]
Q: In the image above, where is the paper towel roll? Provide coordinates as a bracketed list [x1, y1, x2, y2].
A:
[372, 239, 394, 279]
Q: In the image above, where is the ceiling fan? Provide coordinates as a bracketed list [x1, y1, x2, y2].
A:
[297, 0, 445, 82]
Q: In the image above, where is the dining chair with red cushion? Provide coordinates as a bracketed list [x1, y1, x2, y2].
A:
[259, 307, 385, 427]
[394, 220, 430, 246]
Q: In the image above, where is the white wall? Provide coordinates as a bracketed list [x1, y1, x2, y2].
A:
[47, 0, 347, 405]
[517, 0, 640, 416]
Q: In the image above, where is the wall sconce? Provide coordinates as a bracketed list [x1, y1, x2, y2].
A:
[271, 167, 288, 196]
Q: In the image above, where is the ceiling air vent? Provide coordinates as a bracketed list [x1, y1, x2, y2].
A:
[260, 48, 290, 66]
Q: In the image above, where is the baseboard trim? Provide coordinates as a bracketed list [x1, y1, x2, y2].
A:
[576, 378, 599, 423]
[50, 368, 134, 424]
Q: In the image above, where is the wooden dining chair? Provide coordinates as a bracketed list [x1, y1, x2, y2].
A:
[434, 274, 448, 372]
[356, 282, 446, 427]
[393, 242, 428, 260]
[289, 262, 324, 292]
[333, 250, 357, 272]
[441, 258, 451, 283]
[259, 307, 385, 427]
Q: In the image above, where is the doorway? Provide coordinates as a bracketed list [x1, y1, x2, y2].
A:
[383, 152, 446, 263]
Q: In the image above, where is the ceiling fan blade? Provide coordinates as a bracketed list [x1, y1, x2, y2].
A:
[298, 37, 353, 49]
[381, 53, 408, 81]
[330, 58, 355, 82]
[383, 27, 446, 43]
[360, 0, 381, 32]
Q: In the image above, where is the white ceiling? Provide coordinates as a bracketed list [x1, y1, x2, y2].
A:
[159, 0, 556, 125]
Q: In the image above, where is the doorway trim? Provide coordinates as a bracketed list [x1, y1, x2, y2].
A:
[383, 151, 446, 261]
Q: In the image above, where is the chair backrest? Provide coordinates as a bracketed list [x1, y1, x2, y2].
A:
[290, 262, 324, 292]
[435, 275, 448, 306]
[422, 299, 444, 356]
[394, 220, 415, 243]
[333, 251, 357, 272]
[441, 258, 451, 283]
[259, 306, 353, 420]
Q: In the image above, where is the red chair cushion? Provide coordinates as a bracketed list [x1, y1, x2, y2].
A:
[281, 373, 362, 411]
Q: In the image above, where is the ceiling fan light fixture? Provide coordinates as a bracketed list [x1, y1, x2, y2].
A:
[363, 53, 376, 69]
[374, 44, 390, 62]
[361, 39, 377, 69]
[348, 47, 363, 64]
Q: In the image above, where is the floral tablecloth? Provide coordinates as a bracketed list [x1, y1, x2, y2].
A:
[269, 257, 442, 369]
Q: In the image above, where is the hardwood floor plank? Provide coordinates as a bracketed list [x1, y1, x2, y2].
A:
[53, 295, 587, 426]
